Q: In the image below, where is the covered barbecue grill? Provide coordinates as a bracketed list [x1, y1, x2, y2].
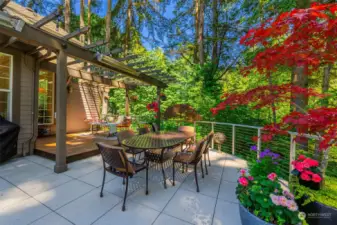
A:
[0, 116, 20, 163]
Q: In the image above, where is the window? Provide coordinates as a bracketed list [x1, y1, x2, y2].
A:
[38, 70, 54, 125]
[0, 53, 12, 120]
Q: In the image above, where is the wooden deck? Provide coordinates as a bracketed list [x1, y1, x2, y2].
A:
[34, 132, 118, 162]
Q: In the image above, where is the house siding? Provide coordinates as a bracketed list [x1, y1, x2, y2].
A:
[1, 48, 36, 156]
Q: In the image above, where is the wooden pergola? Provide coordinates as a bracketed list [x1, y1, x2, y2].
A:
[0, 1, 176, 172]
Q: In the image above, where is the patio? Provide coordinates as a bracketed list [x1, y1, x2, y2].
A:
[0, 150, 245, 225]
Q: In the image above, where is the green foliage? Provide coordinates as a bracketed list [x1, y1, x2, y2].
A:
[237, 174, 303, 225]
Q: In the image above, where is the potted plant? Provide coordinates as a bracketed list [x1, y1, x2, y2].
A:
[291, 155, 322, 190]
[237, 149, 306, 225]
[290, 155, 337, 225]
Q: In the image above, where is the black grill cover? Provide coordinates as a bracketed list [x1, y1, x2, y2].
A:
[0, 116, 20, 163]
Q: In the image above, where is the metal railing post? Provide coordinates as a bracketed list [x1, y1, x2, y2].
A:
[211, 122, 214, 149]
[257, 128, 261, 159]
[289, 134, 296, 181]
[232, 125, 235, 155]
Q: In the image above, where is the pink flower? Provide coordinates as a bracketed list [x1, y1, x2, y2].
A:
[248, 176, 254, 181]
[312, 174, 322, 183]
[240, 169, 246, 176]
[286, 200, 298, 211]
[270, 194, 280, 205]
[238, 177, 249, 186]
[279, 196, 287, 206]
[267, 173, 277, 181]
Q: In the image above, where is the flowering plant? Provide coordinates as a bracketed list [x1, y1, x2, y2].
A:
[146, 101, 159, 113]
[249, 146, 281, 177]
[237, 170, 304, 225]
[291, 155, 322, 190]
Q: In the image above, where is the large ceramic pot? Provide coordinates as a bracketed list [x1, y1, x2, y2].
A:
[239, 204, 273, 225]
[297, 196, 337, 225]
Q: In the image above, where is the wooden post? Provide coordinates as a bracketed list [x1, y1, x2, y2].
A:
[156, 87, 161, 131]
[102, 88, 109, 116]
[125, 86, 130, 116]
[54, 50, 68, 173]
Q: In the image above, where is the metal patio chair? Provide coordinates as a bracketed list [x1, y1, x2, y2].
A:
[117, 130, 145, 163]
[172, 138, 207, 192]
[96, 143, 149, 211]
[203, 131, 214, 175]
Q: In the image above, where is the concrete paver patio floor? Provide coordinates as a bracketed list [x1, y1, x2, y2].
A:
[0, 151, 246, 225]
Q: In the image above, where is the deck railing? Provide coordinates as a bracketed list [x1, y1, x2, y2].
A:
[193, 121, 321, 181]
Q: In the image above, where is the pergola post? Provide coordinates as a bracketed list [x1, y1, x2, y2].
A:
[156, 87, 161, 131]
[125, 86, 130, 116]
[101, 88, 109, 116]
[54, 49, 68, 173]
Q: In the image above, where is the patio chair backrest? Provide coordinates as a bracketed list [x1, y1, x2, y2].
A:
[117, 130, 135, 145]
[192, 138, 207, 163]
[178, 126, 195, 138]
[152, 123, 159, 132]
[96, 142, 135, 174]
[205, 132, 214, 151]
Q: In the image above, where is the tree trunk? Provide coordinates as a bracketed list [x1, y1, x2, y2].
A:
[193, 0, 199, 64]
[105, 0, 112, 53]
[268, 75, 277, 125]
[87, 0, 92, 45]
[321, 64, 332, 106]
[291, 0, 311, 112]
[79, 0, 85, 43]
[198, 0, 205, 65]
[211, 0, 219, 67]
[64, 0, 71, 33]
[125, 0, 132, 56]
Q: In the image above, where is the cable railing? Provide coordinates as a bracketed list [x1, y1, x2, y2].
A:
[193, 121, 321, 181]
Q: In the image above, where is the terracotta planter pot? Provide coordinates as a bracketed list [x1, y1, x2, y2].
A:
[239, 204, 273, 225]
[297, 196, 337, 225]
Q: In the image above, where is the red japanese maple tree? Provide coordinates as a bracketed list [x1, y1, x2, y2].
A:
[212, 2, 337, 151]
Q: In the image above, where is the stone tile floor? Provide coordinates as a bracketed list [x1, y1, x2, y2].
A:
[0, 151, 247, 225]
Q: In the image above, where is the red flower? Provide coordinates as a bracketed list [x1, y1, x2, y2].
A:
[300, 171, 311, 181]
[238, 177, 249, 186]
[312, 174, 322, 183]
[294, 162, 304, 172]
[298, 155, 306, 161]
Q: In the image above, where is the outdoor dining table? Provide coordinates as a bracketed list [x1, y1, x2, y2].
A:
[121, 131, 194, 150]
[122, 131, 195, 188]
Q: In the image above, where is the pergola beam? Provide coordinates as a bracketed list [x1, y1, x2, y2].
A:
[127, 61, 146, 67]
[0, 0, 10, 10]
[26, 46, 44, 55]
[109, 47, 123, 55]
[67, 59, 82, 66]
[0, 15, 167, 87]
[116, 54, 138, 62]
[62, 26, 89, 40]
[84, 40, 106, 49]
[0, 36, 17, 48]
[146, 70, 162, 74]
[32, 7, 62, 28]
[136, 66, 155, 71]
